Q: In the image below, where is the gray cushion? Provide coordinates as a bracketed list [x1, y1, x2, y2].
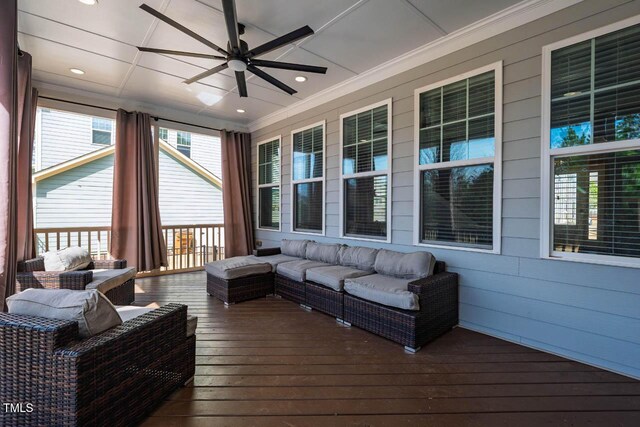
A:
[281, 239, 312, 258]
[116, 306, 198, 337]
[248, 254, 301, 272]
[205, 256, 271, 280]
[374, 249, 435, 280]
[85, 267, 137, 294]
[43, 246, 92, 272]
[338, 246, 378, 273]
[276, 259, 330, 282]
[344, 274, 419, 311]
[7, 288, 122, 337]
[306, 265, 370, 291]
[305, 242, 342, 264]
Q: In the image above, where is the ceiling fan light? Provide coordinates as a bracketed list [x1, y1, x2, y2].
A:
[228, 59, 247, 72]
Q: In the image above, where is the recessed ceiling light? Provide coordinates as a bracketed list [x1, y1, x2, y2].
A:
[69, 68, 85, 75]
[237, 109, 245, 113]
[78, 0, 98, 5]
[295, 76, 307, 82]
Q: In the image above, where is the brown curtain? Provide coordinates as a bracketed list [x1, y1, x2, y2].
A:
[110, 109, 167, 271]
[0, 0, 18, 311]
[221, 130, 255, 257]
[16, 51, 37, 262]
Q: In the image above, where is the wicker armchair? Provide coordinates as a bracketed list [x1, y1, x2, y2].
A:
[0, 303, 195, 427]
[16, 257, 135, 305]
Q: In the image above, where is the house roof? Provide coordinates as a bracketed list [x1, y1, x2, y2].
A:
[32, 139, 222, 189]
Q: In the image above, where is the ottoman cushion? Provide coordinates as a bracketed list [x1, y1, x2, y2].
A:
[205, 256, 272, 280]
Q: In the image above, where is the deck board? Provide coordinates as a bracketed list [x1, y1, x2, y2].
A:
[136, 272, 640, 426]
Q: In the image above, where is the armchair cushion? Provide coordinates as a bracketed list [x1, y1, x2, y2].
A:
[344, 274, 420, 311]
[43, 247, 92, 272]
[338, 246, 378, 273]
[374, 249, 435, 280]
[305, 242, 342, 264]
[6, 288, 122, 338]
[85, 267, 137, 294]
[281, 239, 312, 258]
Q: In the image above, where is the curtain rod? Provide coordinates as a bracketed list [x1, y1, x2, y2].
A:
[37, 95, 227, 133]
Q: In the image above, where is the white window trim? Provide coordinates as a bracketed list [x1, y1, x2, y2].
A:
[256, 135, 282, 232]
[290, 120, 326, 236]
[412, 61, 503, 254]
[338, 98, 393, 243]
[540, 15, 640, 269]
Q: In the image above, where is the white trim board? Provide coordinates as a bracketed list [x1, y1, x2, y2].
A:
[248, 0, 582, 133]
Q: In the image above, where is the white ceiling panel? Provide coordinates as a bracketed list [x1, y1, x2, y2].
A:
[32, 70, 121, 97]
[408, 0, 522, 33]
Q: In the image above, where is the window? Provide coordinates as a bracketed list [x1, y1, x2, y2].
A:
[291, 122, 325, 234]
[91, 117, 112, 145]
[159, 127, 168, 141]
[414, 62, 502, 251]
[257, 137, 281, 230]
[176, 131, 191, 158]
[542, 18, 640, 267]
[340, 99, 392, 241]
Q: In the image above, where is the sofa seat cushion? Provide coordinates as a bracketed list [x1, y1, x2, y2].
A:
[116, 306, 198, 337]
[276, 259, 330, 282]
[339, 246, 378, 273]
[85, 267, 137, 294]
[306, 265, 370, 292]
[249, 254, 301, 272]
[43, 246, 92, 272]
[205, 256, 272, 280]
[344, 274, 419, 311]
[7, 288, 122, 337]
[374, 249, 435, 280]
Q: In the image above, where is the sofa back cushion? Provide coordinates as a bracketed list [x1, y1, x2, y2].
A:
[43, 246, 92, 272]
[281, 239, 312, 258]
[306, 242, 342, 264]
[6, 288, 122, 338]
[338, 246, 378, 273]
[374, 249, 435, 280]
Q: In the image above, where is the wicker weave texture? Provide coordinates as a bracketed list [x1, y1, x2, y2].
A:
[305, 282, 343, 318]
[274, 274, 305, 304]
[207, 272, 274, 304]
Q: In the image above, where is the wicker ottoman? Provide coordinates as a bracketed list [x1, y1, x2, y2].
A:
[205, 257, 274, 304]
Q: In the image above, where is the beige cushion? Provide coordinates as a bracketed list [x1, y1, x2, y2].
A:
[338, 246, 378, 273]
[306, 265, 370, 291]
[205, 256, 272, 280]
[7, 288, 122, 337]
[344, 274, 419, 311]
[116, 305, 197, 337]
[374, 249, 435, 280]
[43, 246, 92, 272]
[85, 267, 137, 294]
[280, 239, 312, 258]
[306, 242, 342, 264]
[276, 259, 330, 282]
[248, 254, 301, 272]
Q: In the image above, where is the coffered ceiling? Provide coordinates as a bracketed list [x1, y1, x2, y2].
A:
[18, 0, 523, 125]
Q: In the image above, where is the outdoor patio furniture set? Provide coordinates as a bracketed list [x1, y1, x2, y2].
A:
[206, 239, 459, 351]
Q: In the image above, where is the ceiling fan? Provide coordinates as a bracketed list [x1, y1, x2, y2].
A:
[137, 0, 327, 97]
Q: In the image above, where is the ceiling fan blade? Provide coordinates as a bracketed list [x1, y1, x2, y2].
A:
[221, 0, 241, 53]
[184, 63, 229, 84]
[247, 65, 297, 95]
[247, 26, 314, 58]
[140, 4, 228, 55]
[137, 47, 226, 60]
[235, 71, 248, 97]
[249, 59, 327, 74]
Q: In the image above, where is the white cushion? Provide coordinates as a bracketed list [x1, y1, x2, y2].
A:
[305, 242, 342, 264]
[248, 254, 301, 272]
[344, 274, 419, 311]
[338, 246, 378, 273]
[85, 267, 137, 294]
[276, 259, 330, 282]
[43, 247, 92, 272]
[374, 249, 435, 279]
[280, 239, 312, 258]
[306, 265, 370, 291]
[115, 305, 197, 337]
[7, 288, 122, 337]
[205, 256, 272, 280]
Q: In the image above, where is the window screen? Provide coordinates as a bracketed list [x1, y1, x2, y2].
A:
[292, 124, 324, 232]
[258, 139, 280, 230]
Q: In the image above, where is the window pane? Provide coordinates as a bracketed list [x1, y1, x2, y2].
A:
[357, 110, 372, 143]
[343, 104, 388, 175]
[419, 89, 441, 128]
[344, 175, 387, 239]
[372, 105, 388, 140]
[372, 138, 388, 171]
[593, 83, 640, 143]
[442, 121, 467, 162]
[421, 165, 494, 248]
[468, 71, 494, 117]
[294, 182, 323, 232]
[356, 141, 372, 173]
[550, 95, 592, 148]
[343, 145, 356, 175]
[419, 128, 440, 165]
[551, 40, 591, 99]
[259, 187, 280, 229]
[553, 150, 640, 258]
[258, 140, 280, 185]
[177, 131, 191, 147]
[468, 116, 495, 158]
[293, 126, 323, 180]
[92, 130, 111, 145]
[343, 116, 356, 146]
[595, 24, 640, 89]
[442, 80, 466, 123]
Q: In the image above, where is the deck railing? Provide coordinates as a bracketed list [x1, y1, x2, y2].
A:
[34, 224, 225, 276]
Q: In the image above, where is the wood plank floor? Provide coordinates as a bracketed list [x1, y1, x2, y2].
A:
[136, 272, 640, 427]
